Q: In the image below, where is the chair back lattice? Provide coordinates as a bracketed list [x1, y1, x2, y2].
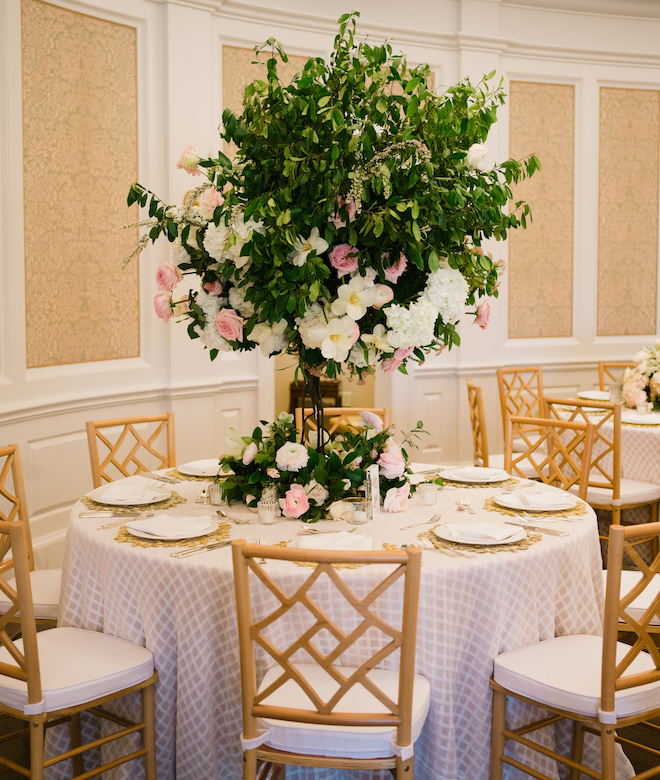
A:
[0, 445, 34, 575]
[466, 380, 489, 467]
[496, 366, 544, 438]
[295, 407, 392, 439]
[86, 413, 176, 487]
[232, 541, 422, 742]
[544, 398, 620, 501]
[598, 361, 635, 392]
[505, 416, 595, 499]
[602, 523, 660, 713]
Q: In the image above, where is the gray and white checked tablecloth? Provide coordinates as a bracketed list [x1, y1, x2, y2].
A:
[53, 477, 630, 780]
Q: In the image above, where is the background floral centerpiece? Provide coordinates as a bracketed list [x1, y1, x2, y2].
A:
[220, 411, 422, 520]
[622, 341, 660, 408]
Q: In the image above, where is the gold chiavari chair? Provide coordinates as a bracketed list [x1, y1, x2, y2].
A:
[86, 413, 176, 487]
[0, 516, 158, 779]
[598, 362, 635, 393]
[231, 540, 430, 779]
[490, 521, 660, 780]
[497, 366, 544, 452]
[0, 445, 60, 634]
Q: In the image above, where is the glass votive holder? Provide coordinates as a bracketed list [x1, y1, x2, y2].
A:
[208, 483, 226, 506]
[418, 482, 438, 506]
[257, 499, 280, 525]
[636, 402, 651, 416]
[344, 497, 373, 525]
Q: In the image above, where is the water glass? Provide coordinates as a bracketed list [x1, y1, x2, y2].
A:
[345, 498, 373, 525]
[418, 482, 438, 506]
[257, 500, 280, 525]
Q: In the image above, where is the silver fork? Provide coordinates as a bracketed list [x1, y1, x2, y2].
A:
[458, 495, 476, 514]
[400, 513, 441, 530]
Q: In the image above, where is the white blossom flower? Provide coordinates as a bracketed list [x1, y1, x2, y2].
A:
[466, 143, 489, 171]
[203, 221, 230, 262]
[304, 480, 329, 505]
[348, 343, 376, 368]
[296, 301, 332, 349]
[361, 324, 390, 352]
[331, 276, 377, 320]
[228, 285, 255, 318]
[287, 227, 329, 267]
[225, 429, 247, 458]
[308, 316, 358, 362]
[170, 238, 190, 267]
[193, 322, 232, 352]
[385, 298, 437, 349]
[275, 442, 309, 472]
[248, 320, 289, 356]
[423, 267, 469, 324]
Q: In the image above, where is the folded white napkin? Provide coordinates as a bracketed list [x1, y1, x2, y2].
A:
[449, 467, 504, 481]
[297, 532, 375, 551]
[180, 459, 222, 476]
[410, 462, 442, 475]
[515, 492, 571, 509]
[101, 481, 149, 503]
[444, 522, 518, 542]
[126, 514, 212, 539]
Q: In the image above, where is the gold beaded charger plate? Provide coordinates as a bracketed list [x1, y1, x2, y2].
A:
[483, 496, 587, 518]
[493, 491, 577, 513]
[115, 521, 231, 549]
[440, 476, 519, 489]
[81, 491, 186, 513]
[421, 529, 541, 554]
[433, 523, 525, 546]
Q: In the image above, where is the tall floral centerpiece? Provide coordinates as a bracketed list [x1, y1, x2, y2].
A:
[125, 13, 538, 514]
[622, 342, 660, 408]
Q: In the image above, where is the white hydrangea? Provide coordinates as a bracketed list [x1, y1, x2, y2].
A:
[423, 267, 469, 324]
[232, 208, 264, 241]
[203, 221, 231, 262]
[296, 300, 331, 350]
[348, 342, 376, 368]
[195, 288, 226, 321]
[385, 298, 437, 349]
[170, 238, 190, 267]
[193, 322, 231, 352]
[228, 285, 255, 318]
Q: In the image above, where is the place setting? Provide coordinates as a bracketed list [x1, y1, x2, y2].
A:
[437, 466, 518, 489]
[80, 475, 187, 516]
[168, 459, 234, 482]
[483, 486, 588, 521]
[420, 520, 542, 555]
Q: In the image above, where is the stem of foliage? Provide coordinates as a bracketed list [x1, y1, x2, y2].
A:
[300, 372, 327, 452]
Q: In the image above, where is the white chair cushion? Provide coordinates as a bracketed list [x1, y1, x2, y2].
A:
[494, 634, 660, 720]
[0, 627, 154, 714]
[512, 434, 543, 453]
[603, 570, 660, 626]
[258, 664, 431, 759]
[492, 453, 543, 480]
[571, 479, 660, 507]
[0, 569, 61, 621]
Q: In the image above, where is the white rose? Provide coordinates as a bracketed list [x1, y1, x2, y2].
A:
[466, 143, 489, 171]
[275, 442, 310, 472]
[305, 480, 329, 505]
[327, 500, 355, 523]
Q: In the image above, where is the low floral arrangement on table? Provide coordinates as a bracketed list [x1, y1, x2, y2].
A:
[622, 341, 660, 408]
[219, 411, 422, 521]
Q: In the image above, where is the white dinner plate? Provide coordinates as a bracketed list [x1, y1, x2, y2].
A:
[433, 525, 525, 546]
[88, 485, 171, 506]
[621, 411, 660, 426]
[493, 492, 577, 512]
[287, 536, 381, 551]
[577, 390, 610, 401]
[177, 459, 231, 477]
[127, 521, 217, 541]
[439, 467, 509, 484]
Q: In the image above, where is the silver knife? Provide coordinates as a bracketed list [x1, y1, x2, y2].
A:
[504, 521, 568, 537]
[80, 511, 142, 519]
[99, 510, 152, 530]
[170, 540, 232, 558]
[142, 472, 180, 484]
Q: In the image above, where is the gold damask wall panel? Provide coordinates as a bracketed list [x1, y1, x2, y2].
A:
[21, 0, 139, 368]
[508, 81, 575, 339]
[598, 88, 659, 336]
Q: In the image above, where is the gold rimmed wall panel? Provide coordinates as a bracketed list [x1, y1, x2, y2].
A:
[21, 0, 139, 368]
[598, 87, 659, 336]
[508, 81, 575, 339]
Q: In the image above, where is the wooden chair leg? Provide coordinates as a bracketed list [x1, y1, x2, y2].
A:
[600, 723, 617, 780]
[611, 507, 620, 525]
[29, 714, 46, 780]
[69, 712, 84, 777]
[489, 688, 506, 780]
[243, 749, 258, 780]
[570, 720, 585, 780]
[142, 684, 157, 780]
[395, 754, 415, 777]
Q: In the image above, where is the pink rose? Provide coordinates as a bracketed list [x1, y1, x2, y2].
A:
[383, 483, 410, 513]
[215, 308, 244, 342]
[204, 280, 223, 295]
[380, 347, 413, 375]
[373, 285, 394, 309]
[200, 187, 223, 216]
[242, 442, 258, 465]
[156, 262, 183, 291]
[154, 292, 172, 323]
[474, 300, 491, 330]
[267, 468, 280, 479]
[176, 144, 201, 176]
[378, 442, 406, 479]
[279, 485, 310, 518]
[383, 252, 407, 283]
[329, 244, 359, 277]
[328, 196, 357, 229]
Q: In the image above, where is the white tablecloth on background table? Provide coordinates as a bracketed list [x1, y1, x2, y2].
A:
[52, 476, 629, 780]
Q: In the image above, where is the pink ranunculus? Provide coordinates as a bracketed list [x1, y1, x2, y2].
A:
[474, 300, 491, 330]
[156, 262, 183, 291]
[279, 485, 310, 518]
[378, 442, 406, 479]
[204, 280, 223, 295]
[328, 196, 357, 229]
[176, 144, 201, 176]
[154, 292, 173, 323]
[329, 244, 359, 277]
[200, 187, 223, 216]
[383, 482, 410, 513]
[383, 252, 407, 283]
[215, 308, 245, 342]
[242, 442, 258, 465]
[267, 468, 280, 479]
[373, 284, 394, 309]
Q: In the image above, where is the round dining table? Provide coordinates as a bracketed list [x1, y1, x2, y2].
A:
[52, 471, 631, 780]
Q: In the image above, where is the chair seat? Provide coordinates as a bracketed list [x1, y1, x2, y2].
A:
[489, 453, 540, 480]
[258, 664, 431, 759]
[602, 570, 660, 626]
[512, 434, 543, 453]
[0, 627, 154, 715]
[493, 634, 660, 720]
[0, 569, 61, 621]
[569, 479, 660, 507]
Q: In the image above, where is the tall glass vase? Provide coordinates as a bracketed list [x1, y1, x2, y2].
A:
[299, 371, 328, 451]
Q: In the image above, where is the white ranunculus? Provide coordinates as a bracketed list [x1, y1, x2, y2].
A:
[466, 143, 489, 171]
[308, 316, 358, 362]
[287, 227, 329, 267]
[275, 442, 310, 472]
[331, 275, 377, 320]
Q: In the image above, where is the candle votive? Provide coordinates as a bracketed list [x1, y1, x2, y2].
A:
[418, 482, 438, 506]
[636, 402, 651, 416]
[344, 498, 373, 525]
[208, 483, 226, 506]
[257, 500, 280, 525]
